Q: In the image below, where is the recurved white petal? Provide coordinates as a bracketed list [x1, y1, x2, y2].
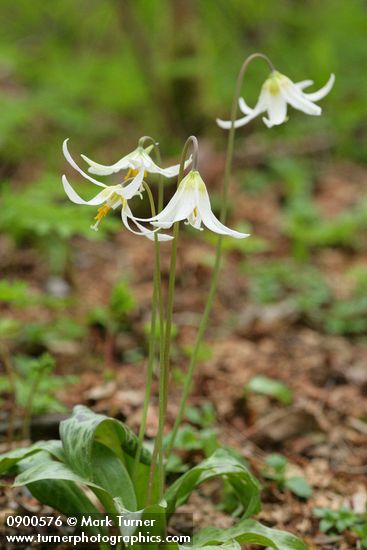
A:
[302, 73, 335, 102]
[149, 156, 193, 178]
[121, 168, 145, 200]
[63, 140, 107, 188]
[295, 79, 314, 90]
[122, 205, 173, 241]
[137, 181, 188, 224]
[62, 175, 112, 205]
[216, 111, 260, 129]
[152, 188, 196, 229]
[218, 88, 267, 129]
[238, 96, 253, 115]
[280, 83, 321, 116]
[80, 153, 133, 176]
[197, 186, 249, 239]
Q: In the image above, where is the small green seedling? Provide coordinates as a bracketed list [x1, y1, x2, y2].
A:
[245, 375, 293, 405]
[89, 280, 136, 365]
[20, 317, 86, 351]
[263, 453, 312, 500]
[353, 523, 367, 549]
[165, 403, 219, 462]
[90, 279, 135, 334]
[313, 506, 367, 540]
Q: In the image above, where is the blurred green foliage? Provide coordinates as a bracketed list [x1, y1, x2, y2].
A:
[89, 279, 136, 335]
[246, 259, 367, 336]
[0, 0, 365, 165]
[245, 375, 293, 405]
[263, 453, 312, 500]
[0, 2, 367, 382]
[245, 260, 331, 315]
[0, 353, 77, 415]
[314, 506, 367, 546]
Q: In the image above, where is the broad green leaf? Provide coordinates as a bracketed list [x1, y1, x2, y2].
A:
[193, 518, 308, 549]
[0, 440, 63, 475]
[124, 453, 159, 509]
[0, 446, 41, 475]
[16, 443, 109, 538]
[284, 476, 312, 499]
[28, 480, 106, 536]
[13, 455, 103, 490]
[164, 449, 260, 518]
[60, 405, 151, 481]
[181, 542, 240, 550]
[91, 442, 136, 511]
[245, 376, 293, 405]
[113, 500, 167, 544]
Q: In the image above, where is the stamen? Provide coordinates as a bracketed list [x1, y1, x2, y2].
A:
[124, 168, 147, 180]
[90, 204, 111, 231]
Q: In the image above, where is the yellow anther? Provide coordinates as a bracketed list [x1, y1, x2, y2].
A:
[94, 204, 111, 222]
[124, 168, 147, 180]
[193, 207, 198, 218]
[91, 204, 111, 231]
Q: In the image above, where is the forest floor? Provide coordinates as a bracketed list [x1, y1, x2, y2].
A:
[1, 154, 367, 549]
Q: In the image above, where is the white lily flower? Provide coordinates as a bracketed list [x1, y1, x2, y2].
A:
[80, 143, 192, 178]
[142, 170, 249, 239]
[217, 71, 335, 129]
[62, 139, 172, 241]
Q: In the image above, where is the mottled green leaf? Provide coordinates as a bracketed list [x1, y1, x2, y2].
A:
[164, 449, 260, 517]
[193, 518, 308, 549]
[60, 405, 151, 482]
[0, 440, 63, 476]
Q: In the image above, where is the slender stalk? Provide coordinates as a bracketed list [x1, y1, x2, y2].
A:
[135, 137, 167, 504]
[149, 136, 199, 501]
[0, 342, 17, 446]
[166, 53, 274, 455]
[22, 371, 44, 441]
[133, 179, 160, 480]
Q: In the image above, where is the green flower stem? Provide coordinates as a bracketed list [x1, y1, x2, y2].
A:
[0, 342, 17, 446]
[22, 370, 44, 441]
[166, 54, 274, 456]
[150, 136, 199, 501]
[133, 179, 161, 481]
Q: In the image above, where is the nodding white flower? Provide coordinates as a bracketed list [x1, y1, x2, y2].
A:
[62, 139, 172, 241]
[217, 72, 335, 129]
[143, 170, 249, 239]
[80, 143, 192, 178]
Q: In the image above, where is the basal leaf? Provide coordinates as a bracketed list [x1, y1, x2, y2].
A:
[60, 405, 151, 482]
[164, 449, 261, 517]
[124, 453, 159, 509]
[13, 454, 102, 490]
[181, 542, 241, 550]
[28, 479, 107, 536]
[113, 500, 167, 542]
[0, 440, 63, 476]
[91, 442, 136, 511]
[193, 518, 308, 549]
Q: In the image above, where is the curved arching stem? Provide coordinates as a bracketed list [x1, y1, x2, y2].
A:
[166, 54, 274, 456]
[220, 53, 274, 218]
